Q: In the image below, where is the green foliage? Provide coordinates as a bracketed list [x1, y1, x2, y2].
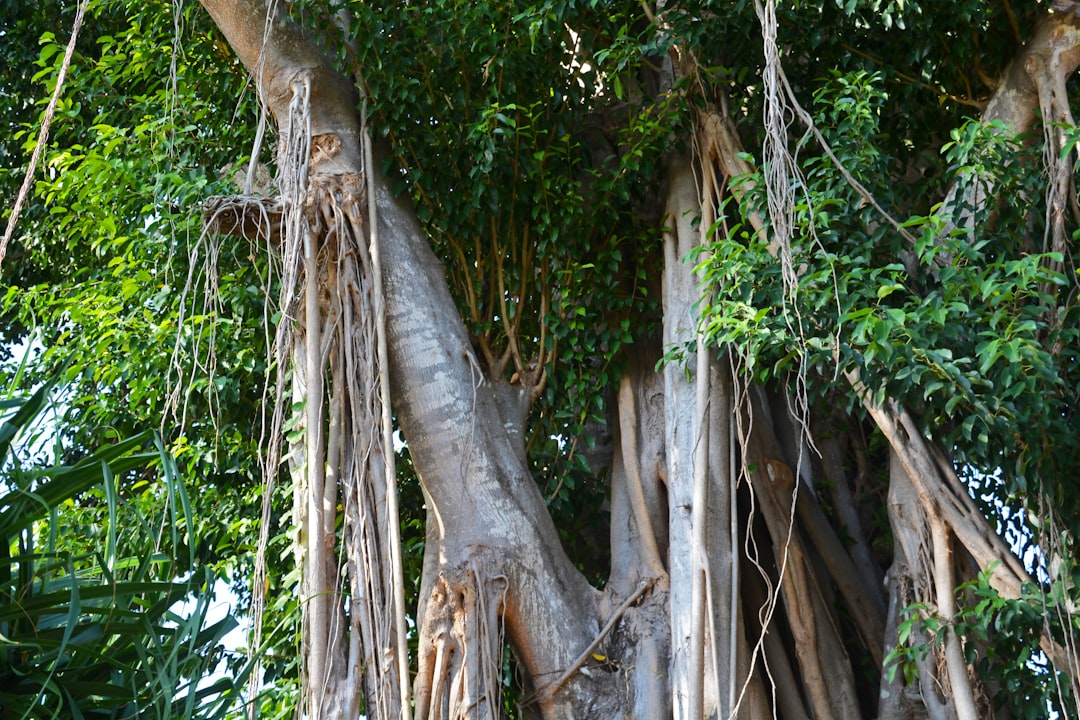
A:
[0, 383, 253, 718]
[883, 601, 933, 687]
[884, 566, 1073, 719]
[5, 0, 1079, 713]
[698, 52, 1080, 715]
[0, 1, 278, 661]
[955, 573, 1071, 719]
[1, 0, 267, 477]
[699, 69, 1080, 519]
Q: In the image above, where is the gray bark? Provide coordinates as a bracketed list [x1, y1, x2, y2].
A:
[661, 150, 709, 720]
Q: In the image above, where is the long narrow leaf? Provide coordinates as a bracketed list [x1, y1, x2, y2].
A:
[157, 434, 196, 571]
[0, 380, 55, 463]
[1, 386, 244, 719]
[0, 581, 191, 623]
[102, 461, 118, 576]
[0, 437, 155, 538]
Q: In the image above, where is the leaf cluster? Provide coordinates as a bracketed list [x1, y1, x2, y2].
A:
[885, 567, 1074, 719]
[2, 0, 269, 486]
[699, 70, 1080, 523]
[0, 382, 255, 718]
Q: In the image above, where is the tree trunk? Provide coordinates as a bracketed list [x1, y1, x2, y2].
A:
[196, 1, 1080, 718]
[200, 1, 621, 717]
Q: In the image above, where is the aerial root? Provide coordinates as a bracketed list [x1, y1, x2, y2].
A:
[415, 566, 507, 720]
[202, 194, 283, 244]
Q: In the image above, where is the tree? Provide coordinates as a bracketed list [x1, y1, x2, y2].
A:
[5, 0, 1080, 719]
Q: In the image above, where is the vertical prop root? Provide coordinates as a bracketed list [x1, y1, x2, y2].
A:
[415, 567, 508, 720]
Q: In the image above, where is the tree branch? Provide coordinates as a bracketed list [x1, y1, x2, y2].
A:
[199, 0, 362, 175]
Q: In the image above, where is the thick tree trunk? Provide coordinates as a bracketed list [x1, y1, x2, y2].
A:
[197, 1, 1080, 718]
[375, 162, 608, 719]
[200, 1, 626, 718]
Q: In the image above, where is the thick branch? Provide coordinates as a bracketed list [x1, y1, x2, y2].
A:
[199, 0, 362, 174]
[931, 522, 979, 720]
[935, 10, 1080, 259]
[854, 375, 1077, 682]
[984, 10, 1080, 129]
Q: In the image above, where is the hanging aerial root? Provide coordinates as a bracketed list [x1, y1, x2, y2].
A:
[289, 171, 413, 720]
[258, 73, 403, 718]
[202, 194, 284, 244]
[0, 0, 90, 270]
[753, 0, 801, 288]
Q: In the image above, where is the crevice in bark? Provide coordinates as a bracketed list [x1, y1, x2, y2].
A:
[615, 375, 668, 581]
[608, 333, 668, 596]
[814, 418, 886, 601]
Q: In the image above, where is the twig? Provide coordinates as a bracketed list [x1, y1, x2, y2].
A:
[535, 577, 656, 703]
